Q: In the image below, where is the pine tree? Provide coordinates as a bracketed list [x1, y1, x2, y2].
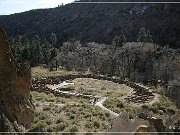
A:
[137, 27, 153, 42]
[21, 37, 30, 61]
[42, 38, 52, 65]
[49, 33, 58, 71]
[112, 34, 126, 47]
[49, 48, 57, 71]
[50, 32, 57, 47]
[15, 35, 23, 62]
[31, 35, 42, 66]
[146, 30, 153, 43]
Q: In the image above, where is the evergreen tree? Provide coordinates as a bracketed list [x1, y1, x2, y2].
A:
[137, 27, 153, 42]
[50, 32, 57, 47]
[21, 37, 30, 61]
[31, 35, 42, 66]
[146, 30, 153, 43]
[15, 35, 23, 61]
[42, 38, 52, 65]
[49, 33, 58, 71]
[112, 34, 126, 47]
[49, 48, 57, 71]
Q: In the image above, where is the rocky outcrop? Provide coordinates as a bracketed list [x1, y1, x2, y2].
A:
[107, 112, 152, 135]
[107, 112, 166, 135]
[107, 111, 180, 135]
[0, 27, 34, 132]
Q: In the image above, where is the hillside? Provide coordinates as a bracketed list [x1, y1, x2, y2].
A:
[0, 0, 179, 48]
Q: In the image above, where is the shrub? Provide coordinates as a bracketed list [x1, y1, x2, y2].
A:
[84, 112, 92, 118]
[43, 106, 51, 111]
[70, 114, 76, 119]
[142, 104, 149, 109]
[33, 117, 39, 124]
[46, 120, 52, 125]
[82, 103, 90, 109]
[46, 125, 56, 132]
[93, 120, 100, 129]
[85, 121, 93, 129]
[101, 87, 106, 90]
[56, 122, 68, 131]
[53, 106, 61, 113]
[113, 108, 121, 114]
[47, 97, 55, 102]
[70, 109, 76, 114]
[117, 102, 124, 108]
[35, 96, 44, 101]
[78, 106, 83, 112]
[102, 121, 110, 129]
[56, 97, 66, 103]
[69, 125, 78, 132]
[38, 113, 47, 120]
[105, 112, 110, 118]
[49, 103, 54, 107]
[66, 112, 71, 116]
[35, 120, 48, 129]
[79, 87, 85, 91]
[56, 118, 64, 124]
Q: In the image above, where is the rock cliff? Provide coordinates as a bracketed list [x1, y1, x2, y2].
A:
[107, 112, 166, 135]
[0, 26, 34, 132]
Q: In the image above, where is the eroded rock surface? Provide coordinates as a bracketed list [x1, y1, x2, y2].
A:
[0, 27, 34, 132]
[108, 112, 180, 134]
[107, 112, 152, 135]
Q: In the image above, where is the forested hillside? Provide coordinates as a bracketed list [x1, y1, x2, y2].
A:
[0, 0, 180, 48]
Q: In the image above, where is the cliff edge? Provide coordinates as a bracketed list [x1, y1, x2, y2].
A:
[0, 27, 34, 132]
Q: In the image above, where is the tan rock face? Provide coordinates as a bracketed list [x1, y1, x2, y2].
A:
[107, 112, 168, 135]
[107, 112, 153, 135]
[0, 27, 34, 132]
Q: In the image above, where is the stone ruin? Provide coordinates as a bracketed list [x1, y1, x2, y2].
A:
[32, 74, 156, 104]
[0, 27, 34, 132]
[124, 82, 155, 104]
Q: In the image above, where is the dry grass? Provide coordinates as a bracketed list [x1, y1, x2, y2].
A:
[30, 91, 114, 132]
[72, 78, 129, 97]
[31, 66, 80, 78]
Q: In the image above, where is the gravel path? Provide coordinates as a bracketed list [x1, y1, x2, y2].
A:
[95, 97, 119, 117]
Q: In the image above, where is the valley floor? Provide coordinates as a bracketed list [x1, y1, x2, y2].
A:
[30, 66, 178, 133]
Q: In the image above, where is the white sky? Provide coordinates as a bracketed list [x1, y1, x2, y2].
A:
[0, 0, 75, 15]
